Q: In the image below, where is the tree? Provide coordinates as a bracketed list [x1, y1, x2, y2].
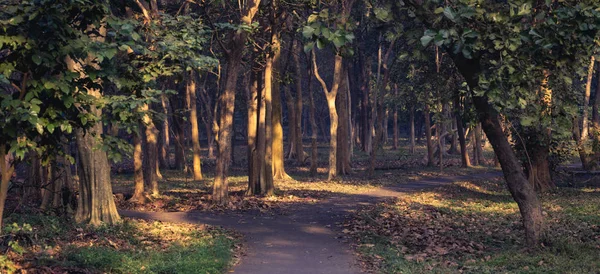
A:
[411, 0, 600, 245]
[303, 1, 356, 180]
[212, 0, 262, 204]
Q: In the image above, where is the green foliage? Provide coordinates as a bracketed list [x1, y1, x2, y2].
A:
[302, 9, 355, 55]
[416, 0, 600, 161]
[0, 0, 112, 159]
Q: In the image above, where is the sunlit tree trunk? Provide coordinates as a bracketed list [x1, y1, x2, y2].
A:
[158, 94, 170, 169]
[0, 146, 15, 229]
[65, 27, 120, 225]
[262, 48, 275, 194]
[582, 56, 595, 139]
[270, 23, 290, 181]
[131, 132, 146, 203]
[212, 0, 261, 204]
[187, 70, 203, 181]
[141, 109, 160, 197]
[247, 68, 260, 195]
[312, 50, 342, 181]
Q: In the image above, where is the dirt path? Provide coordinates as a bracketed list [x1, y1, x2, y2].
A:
[120, 172, 501, 274]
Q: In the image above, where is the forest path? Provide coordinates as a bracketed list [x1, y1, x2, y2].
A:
[121, 171, 501, 274]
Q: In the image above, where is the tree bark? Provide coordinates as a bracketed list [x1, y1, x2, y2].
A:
[247, 67, 260, 195]
[212, 0, 262, 202]
[270, 23, 289, 181]
[336, 64, 351, 175]
[187, 70, 203, 181]
[142, 106, 159, 197]
[454, 95, 471, 168]
[525, 143, 554, 192]
[293, 39, 305, 164]
[158, 94, 170, 169]
[131, 132, 146, 203]
[286, 85, 297, 159]
[582, 56, 595, 139]
[475, 122, 484, 165]
[65, 30, 120, 225]
[0, 146, 15, 229]
[312, 50, 342, 181]
[307, 52, 318, 177]
[452, 55, 543, 246]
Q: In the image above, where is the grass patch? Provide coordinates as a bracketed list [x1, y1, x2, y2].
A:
[345, 178, 600, 273]
[1, 214, 239, 273]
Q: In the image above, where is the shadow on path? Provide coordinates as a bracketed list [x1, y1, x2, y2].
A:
[120, 171, 502, 274]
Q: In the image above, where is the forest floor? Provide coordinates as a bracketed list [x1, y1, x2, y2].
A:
[347, 177, 600, 273]
[113, 144, 498, 214]
[1, 214, 239, 273]
[114, 143, 505, 273]
[120, 171, 502, 274]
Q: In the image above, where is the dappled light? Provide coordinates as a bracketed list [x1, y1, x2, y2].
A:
[2, 0, 600, 272]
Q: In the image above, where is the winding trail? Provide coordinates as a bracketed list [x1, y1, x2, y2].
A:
[121, 172, 501, 274]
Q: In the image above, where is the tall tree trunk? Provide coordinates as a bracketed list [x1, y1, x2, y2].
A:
[361, 59, 372, 154]
[293, 39, 305, 164]
[286, 85, 297, 159]
[454, 96, 471, 168]
[451, 55, 543, 246]
[307, 52, 318, 177]
[312, 50, 342, 181]
[582, 56, 595, 139]
[424, 105, 434, 167]
[449, 115, 459, 154]
[471, 128, 479, 166]
[262, 50, 275, 194]
[475, 123, 484, 165]
[212, 0, 262, 203]
[65, 30, 120, 225]
[270, 27, 289, 181]
[336, 64, 351, 174]
[247, 68, 260, 195]
[158, 94, 170, 169]
[592, 63, 600, 165]
[142, 109, 160, 197]
[131, 132, 146, 202]
[187, 70, 203, 181]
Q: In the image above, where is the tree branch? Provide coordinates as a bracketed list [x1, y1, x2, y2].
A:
[311, 48, 330, 94]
